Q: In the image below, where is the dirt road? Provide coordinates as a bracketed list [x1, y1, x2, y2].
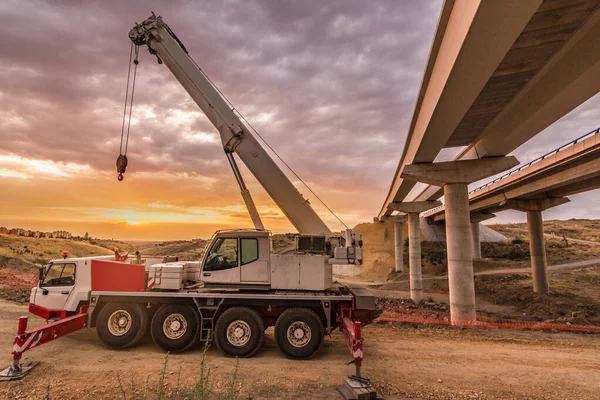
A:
[1, 300, 599, 400]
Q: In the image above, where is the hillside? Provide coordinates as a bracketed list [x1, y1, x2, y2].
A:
[0, 235, 114, 273]
[492, 219, 600, 243]
[0, 234, 115, 302]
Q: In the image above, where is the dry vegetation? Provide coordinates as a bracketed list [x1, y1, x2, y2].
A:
[492, 219, 600, 242]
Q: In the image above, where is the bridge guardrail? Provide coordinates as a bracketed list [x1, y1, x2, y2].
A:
[424, 127, 600, 215]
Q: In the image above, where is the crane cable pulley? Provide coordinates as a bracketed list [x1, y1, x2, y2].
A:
[116, 43, 140, 181]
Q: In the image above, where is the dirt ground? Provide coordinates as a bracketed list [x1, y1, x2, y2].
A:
[1, 300, 599, 400]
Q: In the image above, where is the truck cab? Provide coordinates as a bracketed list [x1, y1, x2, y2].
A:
[30, 256, 112, 319]
[30, 255, 171, 320]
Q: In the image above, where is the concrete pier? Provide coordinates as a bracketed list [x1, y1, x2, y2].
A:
[505, 198, 569, 294]
[527, 210, 549, 294]
[401, 157, 519, 324]
[444, 183, 476, 322]
[394, 221, 404, 273]
[387, 201, 441, 303]
[468, 212, 496, 261]
[408, 213, 422, 302]
[381, 215, 407, 273]
[471, 222, 481, 260]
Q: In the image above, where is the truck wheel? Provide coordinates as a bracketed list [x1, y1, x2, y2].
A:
[214, 307, 264, 358]
[150, 304, 200, 353]
[96, 302, 148, 349]
[274, 308, 324, 359]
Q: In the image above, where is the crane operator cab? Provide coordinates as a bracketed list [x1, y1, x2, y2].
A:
[200, 230, 270, 286]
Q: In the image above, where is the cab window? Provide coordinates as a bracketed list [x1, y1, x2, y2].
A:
[204, 238, 238, 271]
[41, 263, 76, 286]
[241, 238, 258, 265]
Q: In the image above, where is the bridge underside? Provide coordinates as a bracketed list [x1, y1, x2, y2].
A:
[378, 0, 600, 323]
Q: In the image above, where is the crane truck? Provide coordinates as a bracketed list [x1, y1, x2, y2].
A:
[2, 14, 381, 397]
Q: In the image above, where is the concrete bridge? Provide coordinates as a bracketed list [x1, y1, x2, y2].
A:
[424, 127, 600, 293]
[377, 0, 600, 323]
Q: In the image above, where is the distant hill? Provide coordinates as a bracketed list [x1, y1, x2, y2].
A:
[492, 219, 600, 243]
[0, 234, 113, 273]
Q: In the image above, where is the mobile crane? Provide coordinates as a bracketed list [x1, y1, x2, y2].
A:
[2, 14, 380, 398]
[124, 12, 364, 290]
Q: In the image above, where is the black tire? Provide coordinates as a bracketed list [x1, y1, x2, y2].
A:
[274, 308, 324, 359]
[96, 302, 148, 349]
[150, 304, 200, 353]
[214, 307, 264, 358]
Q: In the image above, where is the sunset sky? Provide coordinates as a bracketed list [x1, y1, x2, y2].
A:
[1, 0, 599, 240]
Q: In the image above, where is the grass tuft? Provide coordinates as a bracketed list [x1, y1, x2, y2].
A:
[87, 341, 240, 400]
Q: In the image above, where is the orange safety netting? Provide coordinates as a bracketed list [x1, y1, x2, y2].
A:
[379, 307, 600, 333]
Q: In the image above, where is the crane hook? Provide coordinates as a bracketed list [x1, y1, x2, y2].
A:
[116, 154, 128, 181]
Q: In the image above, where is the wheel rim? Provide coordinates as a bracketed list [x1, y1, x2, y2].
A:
[163, 313, 188, 340]
[226, 320, 251, 347]
[108, 310, 132, 336]
[287, 321, 311, 348]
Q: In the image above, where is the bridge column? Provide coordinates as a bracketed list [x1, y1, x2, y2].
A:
[527, 211, 548, 294]
[388, 201, 441, 303]
[381, 215, 407, 273]
[394, 221, 404, 273]
[471, 222, 481, 260]
[401, 157, 519, 323]
[408, 213, 422, 302]
[503, 198, 570, 294]
[470, 212, 496, 260]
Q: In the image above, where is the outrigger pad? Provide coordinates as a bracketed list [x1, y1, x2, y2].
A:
[0, 361, 39, 381]
[337, 376, 383, 400]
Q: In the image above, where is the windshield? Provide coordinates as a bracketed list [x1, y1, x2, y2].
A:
[204, 237, 238, 271]
[41, 262, 76, 286]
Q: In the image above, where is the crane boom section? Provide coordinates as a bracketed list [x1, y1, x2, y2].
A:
[129, 15, 331, 235]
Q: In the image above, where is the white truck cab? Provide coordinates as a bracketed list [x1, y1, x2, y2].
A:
[31, 255, 171, 318]
[31, 256, 112, 317]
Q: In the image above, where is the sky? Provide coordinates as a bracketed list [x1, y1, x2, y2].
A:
[0, 0, 598, 240]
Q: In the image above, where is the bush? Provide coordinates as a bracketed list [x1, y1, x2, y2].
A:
[506, 246, 529, 261]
